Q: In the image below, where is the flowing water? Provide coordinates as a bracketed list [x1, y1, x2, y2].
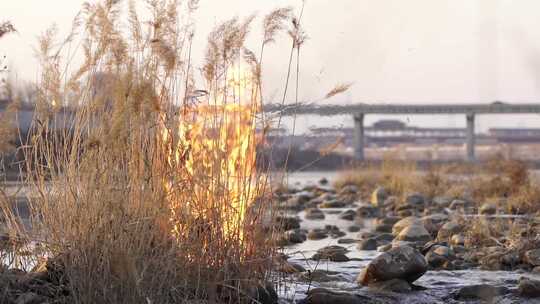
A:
[277, 171, 540, 303]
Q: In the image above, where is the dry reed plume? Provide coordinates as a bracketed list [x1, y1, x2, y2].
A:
[0, 1, 301, 303]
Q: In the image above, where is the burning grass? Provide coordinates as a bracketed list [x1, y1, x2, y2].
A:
[0, 1, 304, 303]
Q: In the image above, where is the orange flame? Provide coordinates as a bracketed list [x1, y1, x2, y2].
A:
[163, 64, 260, 243]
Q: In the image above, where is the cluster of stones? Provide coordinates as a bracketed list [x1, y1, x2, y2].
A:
[274, 178, 540, 304]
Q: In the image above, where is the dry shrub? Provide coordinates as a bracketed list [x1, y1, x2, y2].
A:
[0, 1, 298, 303]
[334, 157, 420, 201]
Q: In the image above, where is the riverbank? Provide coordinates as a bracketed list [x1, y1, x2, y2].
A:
[273, 160, 540, 303]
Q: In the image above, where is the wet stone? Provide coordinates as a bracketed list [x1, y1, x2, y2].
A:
[307, 229, 328, 240]
[275, 216, 300, 230]
[524, 249, 540, 266]
[395, 224, 432, 245]
[305, 208, 325, 220]
[339, 209, 356, 221]
[518, 277, 540, 298]
[348, 225, 362, 232]
[338, 238, 358, 244]
[453, 284, 508, 302]
[357, 245, 428, 285]
[437, 222, 462, 240]
[319, 199, 347, 208]
[368, 278, 412, 293]
[299, 288, 391, 304]
[392, 217, 422, 236]
[358, 238, 377, 251]
[371, 187, 389, 207]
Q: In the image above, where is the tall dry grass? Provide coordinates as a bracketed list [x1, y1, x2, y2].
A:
[0, 1, 303, 303]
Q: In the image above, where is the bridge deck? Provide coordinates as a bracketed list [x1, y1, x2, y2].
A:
[264, 103, 540, 116]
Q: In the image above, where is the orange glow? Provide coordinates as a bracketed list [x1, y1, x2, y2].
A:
[163, 64, 260, 243]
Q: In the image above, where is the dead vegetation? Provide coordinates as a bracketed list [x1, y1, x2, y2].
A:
[0, 1, 307, 303]
[335, 157, 540, 214]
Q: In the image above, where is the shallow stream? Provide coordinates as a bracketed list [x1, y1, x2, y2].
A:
[277, 171, 540, 303]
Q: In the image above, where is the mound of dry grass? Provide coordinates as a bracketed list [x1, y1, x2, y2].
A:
[335, 158, 540, 213]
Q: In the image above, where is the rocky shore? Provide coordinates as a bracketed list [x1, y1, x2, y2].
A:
[274, 176, 540, 303]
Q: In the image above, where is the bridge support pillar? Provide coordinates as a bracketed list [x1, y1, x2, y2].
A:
[466, 113, 475, 162]
[354, 114, 365, 161]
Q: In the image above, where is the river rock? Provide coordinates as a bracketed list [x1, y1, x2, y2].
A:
[357, 245, 427, 285]
[518, 277, 540, 297]
[395, 224, 431, 245]
[450, 234, 465, 246]
[320, 199, 347, 208]
[377, 243, 392, 252]
[275, 216, 300, 230]
[479, 202, 497, 215]
[374, 223, 393, 233]
[300, 270, 345, 283]
[374, 233, 395, 242]
[453, 284, 508, 302]
[368, 278, 412, 293]
[392, 217, 422, 236]
[285, 229, 307, 244]
[278, 261, 306, 274]
[405, 193, 425, 208]
[338, 238, 358, 244]
[282, 196, 306, 210]
[436, 222, 462, 240]
[524, 249, 540, 266]
[305, 208, 325, 220]
[425, 245, 454, 268]
[371, 187, 389, 207]
[356, 204, 379, 218]
[307, 229, 328, 240]
[319, 177, 329, 185]
[312, 245, 350, 262]
[299, 288, 390, 304]
[449, 199, 468, 211]
[348, 225, 362, 232]
[432, 196, 452, 208]
[383, 196, 399, 208]
[358, 238, 378, 251]
[339, 185, 359, 195]
[15, 292, 46, 304]
[251, 283, 278, 304]
[421, 213, 448, 234]
[339, 209, 357, 221]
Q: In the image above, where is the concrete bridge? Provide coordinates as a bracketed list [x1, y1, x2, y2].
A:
[264, 102, 540, 162]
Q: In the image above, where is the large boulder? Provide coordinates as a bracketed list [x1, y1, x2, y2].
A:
[357, 245, 427, 285]
[395, 224, 431, 245]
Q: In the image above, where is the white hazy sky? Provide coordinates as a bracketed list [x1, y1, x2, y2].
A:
[2, 0, 540, 133]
